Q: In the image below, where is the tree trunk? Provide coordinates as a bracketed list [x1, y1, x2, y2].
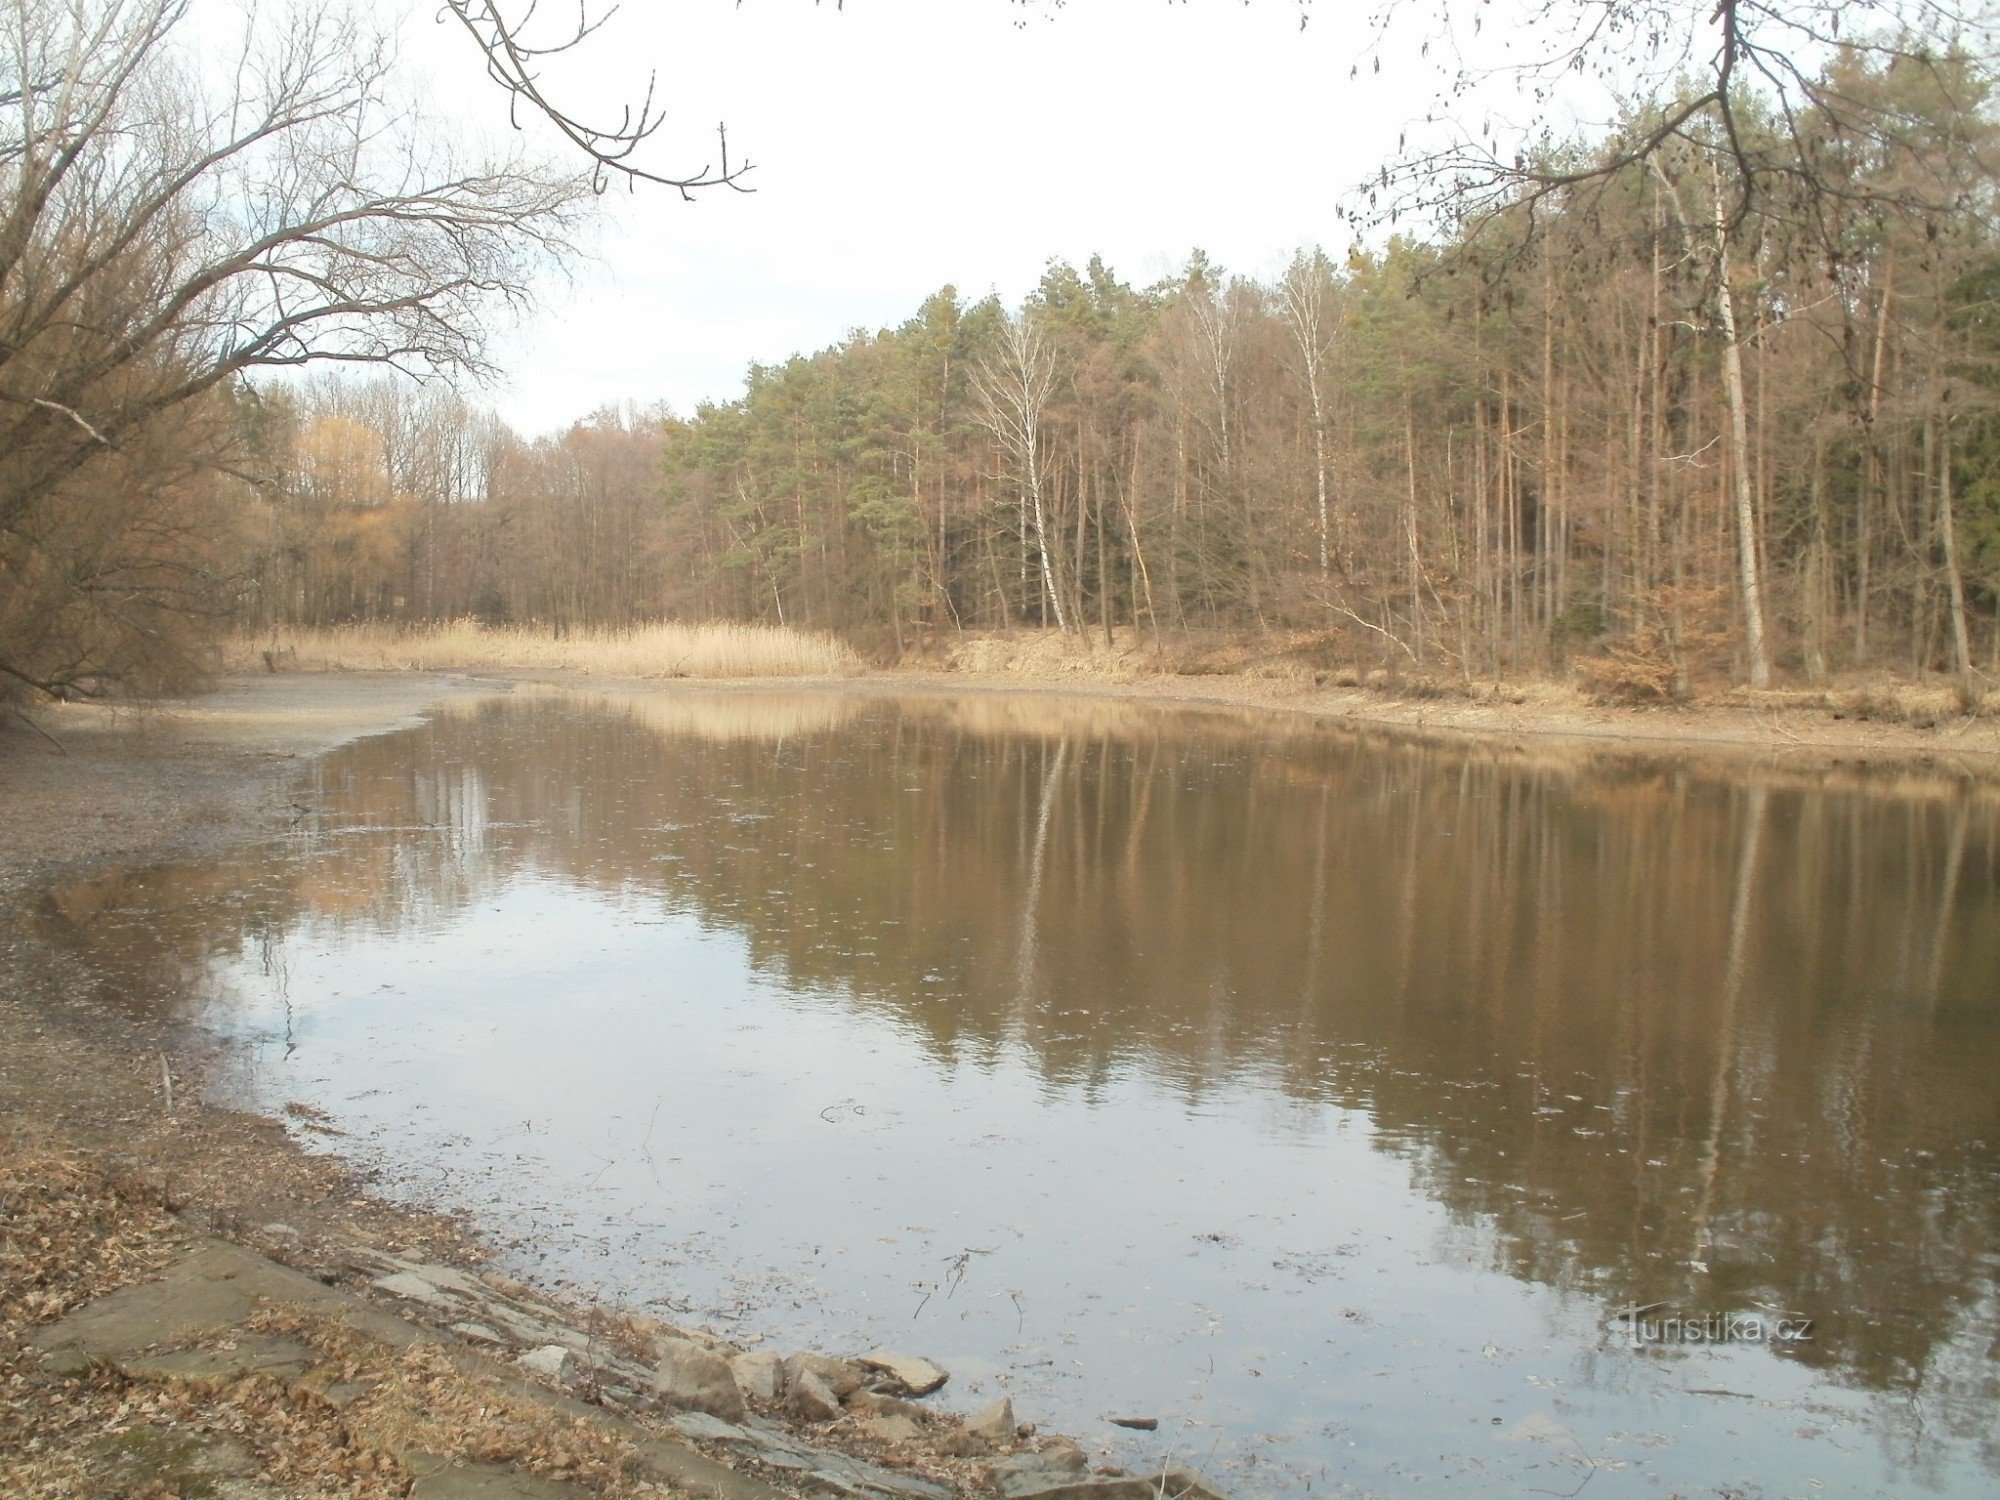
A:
[1712, 170, 1772, 689]
[1938, 418, 1973, 684]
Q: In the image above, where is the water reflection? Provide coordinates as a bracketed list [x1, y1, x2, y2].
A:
[35, 690, 2000, 1494]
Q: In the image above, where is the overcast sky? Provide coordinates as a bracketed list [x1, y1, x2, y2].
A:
[393, 1, 1533, 435]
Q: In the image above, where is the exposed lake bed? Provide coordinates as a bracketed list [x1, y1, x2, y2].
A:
[7, 675, 2000, 1497]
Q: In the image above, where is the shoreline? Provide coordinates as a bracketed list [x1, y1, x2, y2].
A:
[220, 659, 2000, 775]
[874, 664, 2000, 773]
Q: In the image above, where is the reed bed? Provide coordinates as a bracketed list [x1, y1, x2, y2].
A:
[227, 621, 862, 679]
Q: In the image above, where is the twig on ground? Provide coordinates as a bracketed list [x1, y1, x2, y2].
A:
[9, 706, 68, 753]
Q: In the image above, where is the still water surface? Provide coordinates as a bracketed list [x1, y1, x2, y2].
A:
[39, 690, 2000, 1495]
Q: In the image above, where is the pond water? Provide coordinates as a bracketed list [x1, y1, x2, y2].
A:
[36, 688, 2000, 1495]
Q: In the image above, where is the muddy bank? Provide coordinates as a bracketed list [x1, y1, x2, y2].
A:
[877, 664, 2000, 772]
[0, 672, 498, 1253]
[0, 673, 493, 892]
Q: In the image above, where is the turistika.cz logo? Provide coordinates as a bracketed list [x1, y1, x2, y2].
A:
[1611, 1304, 1815, 1348]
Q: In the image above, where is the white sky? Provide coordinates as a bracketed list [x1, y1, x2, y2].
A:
[385, 1, 1537, 434]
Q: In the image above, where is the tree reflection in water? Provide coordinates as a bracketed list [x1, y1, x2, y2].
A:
[36, 691, 2000, 1492]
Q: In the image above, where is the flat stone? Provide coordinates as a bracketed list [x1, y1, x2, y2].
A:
[406, 1458, 584, 1498]
[657, 1334, 749, 1423]
[366, 1257, 490, 1300]
[635, 1439, 793, 1500]
[730, 1348, 784, 1403]
[990, 1446, 1089, 1484]
[1154, 1464, 1227, 1500]
[669, 1411, 753, 1444]
[848, 1389, 933, 1422]
[371, 1271, 463, 1310]
[32, 1240, 422, 1371]
[517, 1345, 574, 1382]
[86, 1425, 262, 1493]
[858, 1350, 949, 1397]
[857, 1413, 924, 1445]
[670, 1416, 952, 1500]
[451, 1322, 508, 1344]
[797, 1458, 955, 1500]
[964, 1396, 1016, 1447]
[993, 1477, 1159, 1500]
[667, 1414, 821, 1472]
[473, 1303, 582, 1351]
[800, 1472, 878, 1500]
[119, 1334, 318, 1388]
[788, 1367, 843, 1423]
[784, 1351, 870, 1398]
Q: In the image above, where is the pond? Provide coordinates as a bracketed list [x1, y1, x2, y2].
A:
[35, 688, 2000, 1495]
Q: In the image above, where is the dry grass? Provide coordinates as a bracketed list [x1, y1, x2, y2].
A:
[226, 621, 863, 680]
[1715, 678, 2000, 727]
[932, 627, 1156, 680]
[0, 1139, 674, 1498]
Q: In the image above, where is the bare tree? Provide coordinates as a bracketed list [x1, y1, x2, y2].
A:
[1279, 248, 1339, 586]
[1361, 0, 1999, 239]
[0, 0, 589, 698]
[974, 309, 1069, 633]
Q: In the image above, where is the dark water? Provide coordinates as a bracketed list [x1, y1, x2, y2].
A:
[35, 690, 2000, 1495]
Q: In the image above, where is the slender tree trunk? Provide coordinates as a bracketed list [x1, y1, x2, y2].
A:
[1805, 435, 1830, 686]
[1097, 438, 1112, 645]
[1026, 419, 1068, 632]
[1857, 276, 1893, 661]
[1405, 396, 1424, 669]
[1122, 450, 1161, 654]
[1712, 169, 1772, 689]
[1938, 417, 1973, 684]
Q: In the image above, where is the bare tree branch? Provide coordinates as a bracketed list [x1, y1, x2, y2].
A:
[441, 0, 753, 197]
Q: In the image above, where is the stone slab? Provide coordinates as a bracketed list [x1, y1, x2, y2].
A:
[995, 1478, 1161, 1500]
[31, 1239, 422, 1370]
[119, 1333, 318, 1388]
[405, 1457, 584, 1498]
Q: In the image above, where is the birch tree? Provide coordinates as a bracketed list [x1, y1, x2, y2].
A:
[974, 309, 1069, 632]
[1280, 248, 1340, 587]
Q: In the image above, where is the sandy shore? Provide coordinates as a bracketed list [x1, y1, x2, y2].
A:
[880, 665, 2000, 772]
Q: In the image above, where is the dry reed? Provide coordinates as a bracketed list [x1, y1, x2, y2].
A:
[226, 621, 862, 679]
